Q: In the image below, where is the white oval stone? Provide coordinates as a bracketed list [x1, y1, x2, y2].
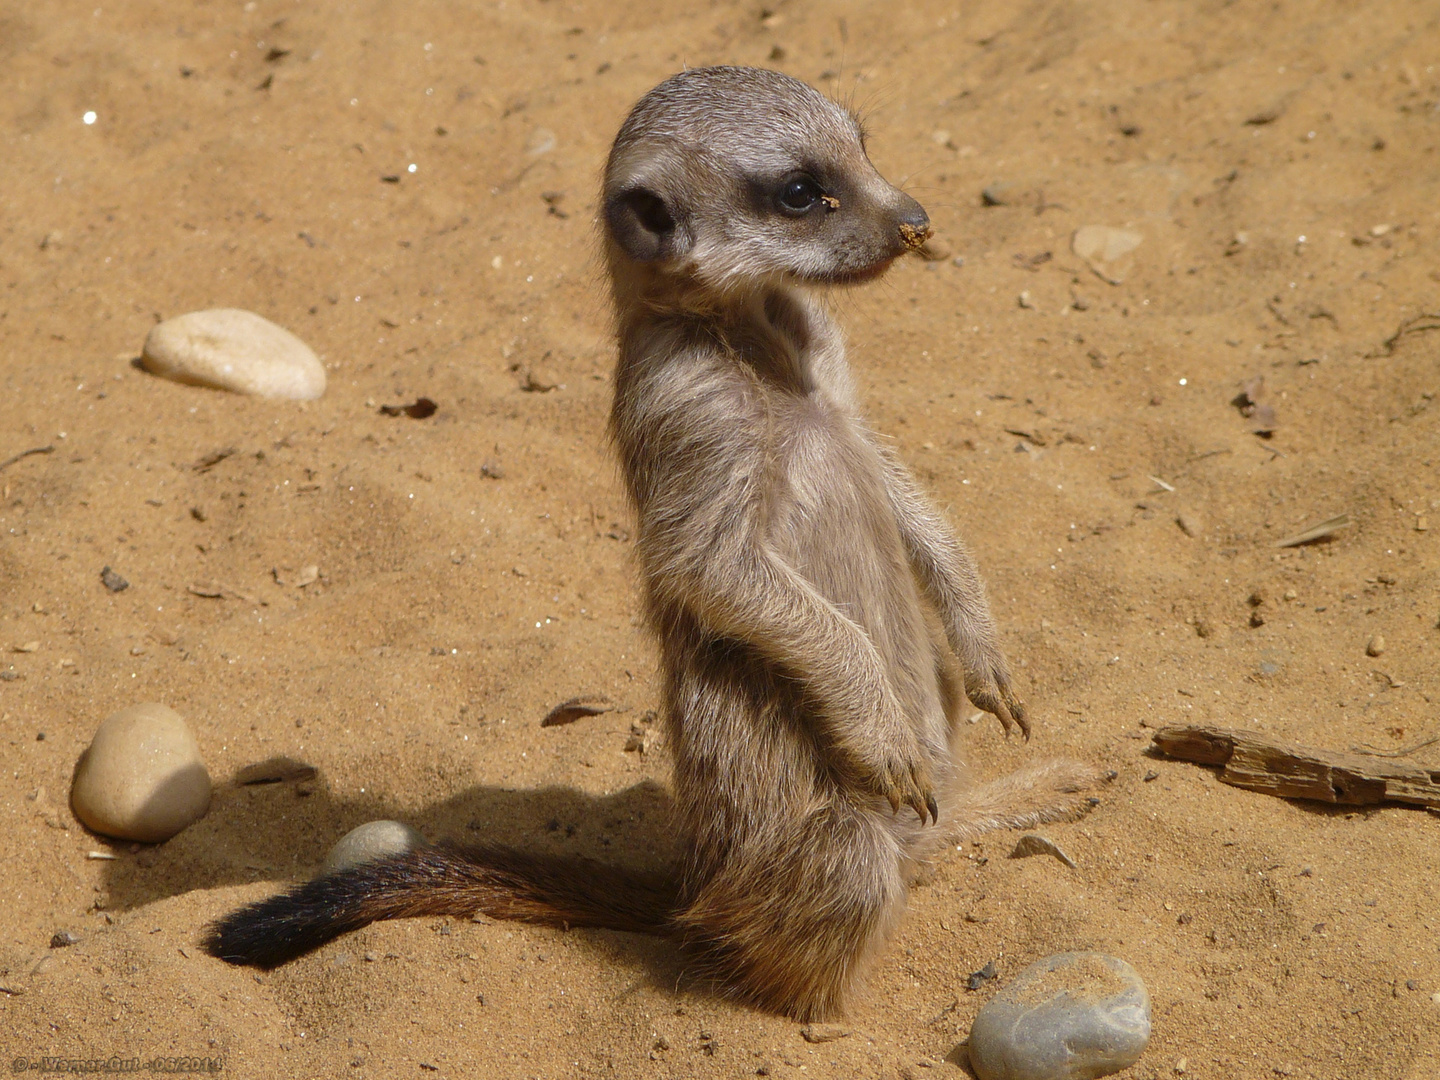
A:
[322, 820, 423, 876]
[70, 703, 212, 843]
[142, 309, 326, 400]
[968, 952, 1151, 1080]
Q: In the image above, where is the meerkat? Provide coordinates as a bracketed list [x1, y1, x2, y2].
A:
[203, 66, 1103, 1021]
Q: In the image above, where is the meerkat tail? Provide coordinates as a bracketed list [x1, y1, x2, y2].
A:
[945, 759, 1110, 844]
[201, 843, 680, 968]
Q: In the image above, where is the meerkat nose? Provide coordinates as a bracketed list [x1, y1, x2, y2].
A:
[892, 194, 932, 250]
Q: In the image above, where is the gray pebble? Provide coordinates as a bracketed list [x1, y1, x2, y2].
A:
[70, 703, 212, 843]
[142, 309, 326, 400]
[1009, 833, 1078, 869]
[322, 820, 423, 876]
[967, 952, 1150, 1080]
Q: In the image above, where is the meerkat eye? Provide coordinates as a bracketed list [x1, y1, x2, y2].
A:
[777, 175, 825, 215]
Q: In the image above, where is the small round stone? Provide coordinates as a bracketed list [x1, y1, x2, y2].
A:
[322, 820, 423, 876]
[70, 703, 212, 843]
[967, 952, 1151, 1080]
[141, 308, 326, 400]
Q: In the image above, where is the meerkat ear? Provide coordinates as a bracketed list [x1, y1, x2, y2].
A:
[606, 185, 687, 262]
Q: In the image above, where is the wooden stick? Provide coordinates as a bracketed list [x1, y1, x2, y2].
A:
[1151, 724, 1440, 810]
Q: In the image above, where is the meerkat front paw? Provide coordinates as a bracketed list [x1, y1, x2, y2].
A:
[860, 742, 939, 825]
[965, 671, 1031, 741]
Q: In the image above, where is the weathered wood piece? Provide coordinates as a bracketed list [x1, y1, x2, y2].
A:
[1151, 724, 1440, 810]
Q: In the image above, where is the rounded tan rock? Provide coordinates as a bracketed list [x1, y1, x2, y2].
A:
[70, 703, 212, 843]
[141, 308, 326, 400]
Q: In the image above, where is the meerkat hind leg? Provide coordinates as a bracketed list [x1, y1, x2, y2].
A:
[675, 805, 907, 1022]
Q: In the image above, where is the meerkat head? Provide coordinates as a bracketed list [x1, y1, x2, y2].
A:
[602, 66, 931, 299]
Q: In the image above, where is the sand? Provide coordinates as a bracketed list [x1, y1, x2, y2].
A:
[2, 0, 1437, 1077]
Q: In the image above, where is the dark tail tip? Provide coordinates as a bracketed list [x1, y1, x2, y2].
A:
[201, 877, 366, 968]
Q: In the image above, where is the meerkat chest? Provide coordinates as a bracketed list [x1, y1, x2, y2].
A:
[771, 396, 903, 566]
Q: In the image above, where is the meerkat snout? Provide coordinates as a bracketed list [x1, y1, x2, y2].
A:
[602, 67, 932, 296]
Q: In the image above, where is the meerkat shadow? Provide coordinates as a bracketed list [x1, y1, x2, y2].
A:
[95, 776, 684, 981]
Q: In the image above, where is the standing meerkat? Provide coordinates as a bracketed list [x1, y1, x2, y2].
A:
[204, 66, 1103, 1021]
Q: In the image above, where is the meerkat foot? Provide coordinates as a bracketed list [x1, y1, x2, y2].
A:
[946, 759, 1110, 844]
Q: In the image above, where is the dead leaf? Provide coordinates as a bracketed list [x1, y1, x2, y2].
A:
[235, 757, 318, 785]
[273, 564, 320, 587]
[379, 397, 438, 418]
[193, 447, 238, 472]
[1011, 250, 1053, 271]
[520, 370, 557, 393]
[541, 695, 616, 727]
[1274, 514, 1350, 548]
[187, 581, 266, 604]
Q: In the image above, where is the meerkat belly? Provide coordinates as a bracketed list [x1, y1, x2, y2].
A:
[772, 409, 942, 709]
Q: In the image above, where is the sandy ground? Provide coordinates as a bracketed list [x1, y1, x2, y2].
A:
[3, 0, 1439, 1077]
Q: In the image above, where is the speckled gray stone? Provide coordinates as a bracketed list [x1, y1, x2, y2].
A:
[322, 820, 423, 876]
[142, 308, 325, 400]
[967, 952, 1151, 1080]
[70, 703, 212, 843]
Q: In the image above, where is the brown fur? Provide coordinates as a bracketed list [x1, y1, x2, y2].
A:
[203, 66, 1104, 1022]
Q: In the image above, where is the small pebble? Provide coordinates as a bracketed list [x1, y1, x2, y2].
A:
[1072, 225, 1144, 275]
[49, 930, 80, 948]
[1175, 511, 1200, 538]
[322, 820, 423, 876]
[70, 703, 212, 843]
[1365, 634, 1385, 657]
[968, 960, 1000, 990]
[1009, 833, 1078, 869]
[799, 1023, 850, 1044]
[142, 309, 326, 400]
[100, 566, 129, 593]
[967, 952, 1150, 1080]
